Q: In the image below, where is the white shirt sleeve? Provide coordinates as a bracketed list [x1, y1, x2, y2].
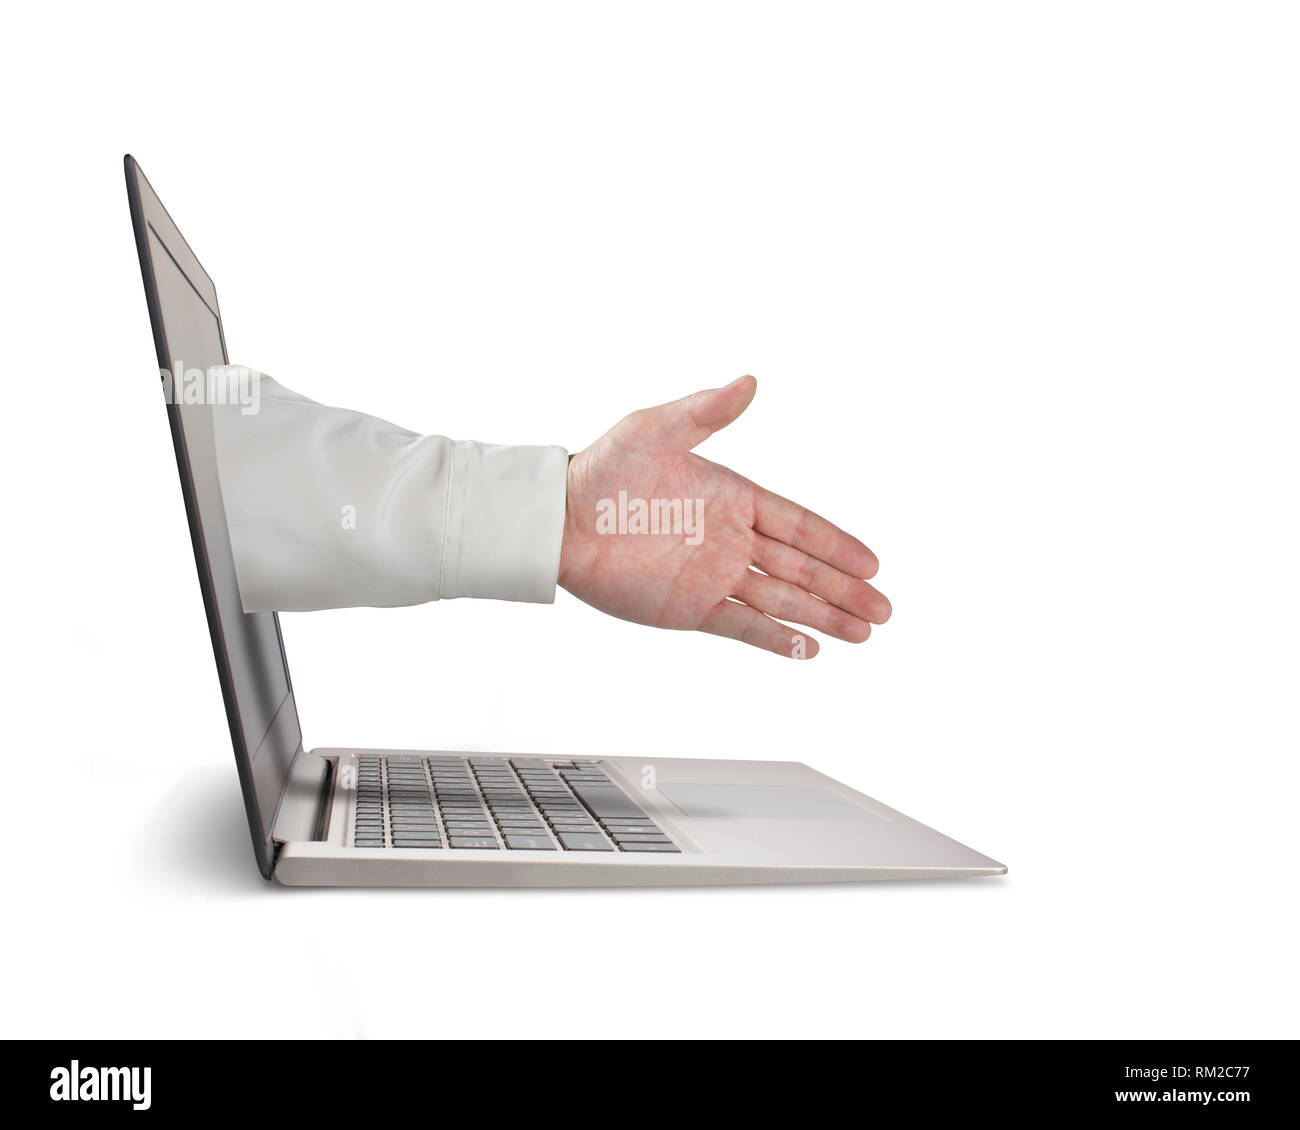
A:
[210, 368, 568, 612]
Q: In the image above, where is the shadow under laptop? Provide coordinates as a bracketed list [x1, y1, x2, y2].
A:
[142, 767, 273, 893]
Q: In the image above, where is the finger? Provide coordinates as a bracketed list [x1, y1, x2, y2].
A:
[701, 599, 820, 659]
[752, 487, 879, 579]
[751, 533, 892, 623]
[644, 374, 757, 453]
[738, 569, 873, 643]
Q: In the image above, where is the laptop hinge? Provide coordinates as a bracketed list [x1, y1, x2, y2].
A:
[271, 749, 331, 845]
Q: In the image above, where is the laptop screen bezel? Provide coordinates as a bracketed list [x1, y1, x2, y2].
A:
[125, 154, 301, 879]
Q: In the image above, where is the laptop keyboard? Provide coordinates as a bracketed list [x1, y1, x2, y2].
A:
[350, 756, 679, 853]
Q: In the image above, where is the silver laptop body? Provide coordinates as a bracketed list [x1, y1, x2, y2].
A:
[126, 155, 1005, 887]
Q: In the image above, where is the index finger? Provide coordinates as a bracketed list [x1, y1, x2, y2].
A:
[752, 486, 879, 579]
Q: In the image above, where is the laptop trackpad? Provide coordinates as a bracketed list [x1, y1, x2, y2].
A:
[657, 783, 880, 822]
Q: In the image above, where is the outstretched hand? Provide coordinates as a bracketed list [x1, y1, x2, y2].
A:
[558, 376, 891, 658]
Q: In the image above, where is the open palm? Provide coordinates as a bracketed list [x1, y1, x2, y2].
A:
[558, 376, 891, 658]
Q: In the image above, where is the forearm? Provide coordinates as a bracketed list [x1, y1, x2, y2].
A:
[211, 367, 568, 612]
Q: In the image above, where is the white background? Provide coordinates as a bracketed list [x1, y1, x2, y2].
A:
[2, 1, 1297, 1039]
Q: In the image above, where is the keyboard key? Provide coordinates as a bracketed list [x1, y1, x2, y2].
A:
[505, 835, 556, 850]
[558, 833, 614, 852]
[449, 837, 500, 849]
[617, 842, 681, 852]
[568, 784, 646, 820]
[611, 833, 673, 844]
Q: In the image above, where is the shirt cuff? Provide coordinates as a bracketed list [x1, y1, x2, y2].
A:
[440, 440, 569, 603]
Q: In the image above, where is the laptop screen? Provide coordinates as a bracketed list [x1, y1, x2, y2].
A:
[126, 157, 300, 878]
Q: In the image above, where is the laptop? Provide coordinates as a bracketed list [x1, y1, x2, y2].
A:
[125, 154, 1006, 886]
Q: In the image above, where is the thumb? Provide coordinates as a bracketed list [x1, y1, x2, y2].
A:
[649, 374, 758, 452]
